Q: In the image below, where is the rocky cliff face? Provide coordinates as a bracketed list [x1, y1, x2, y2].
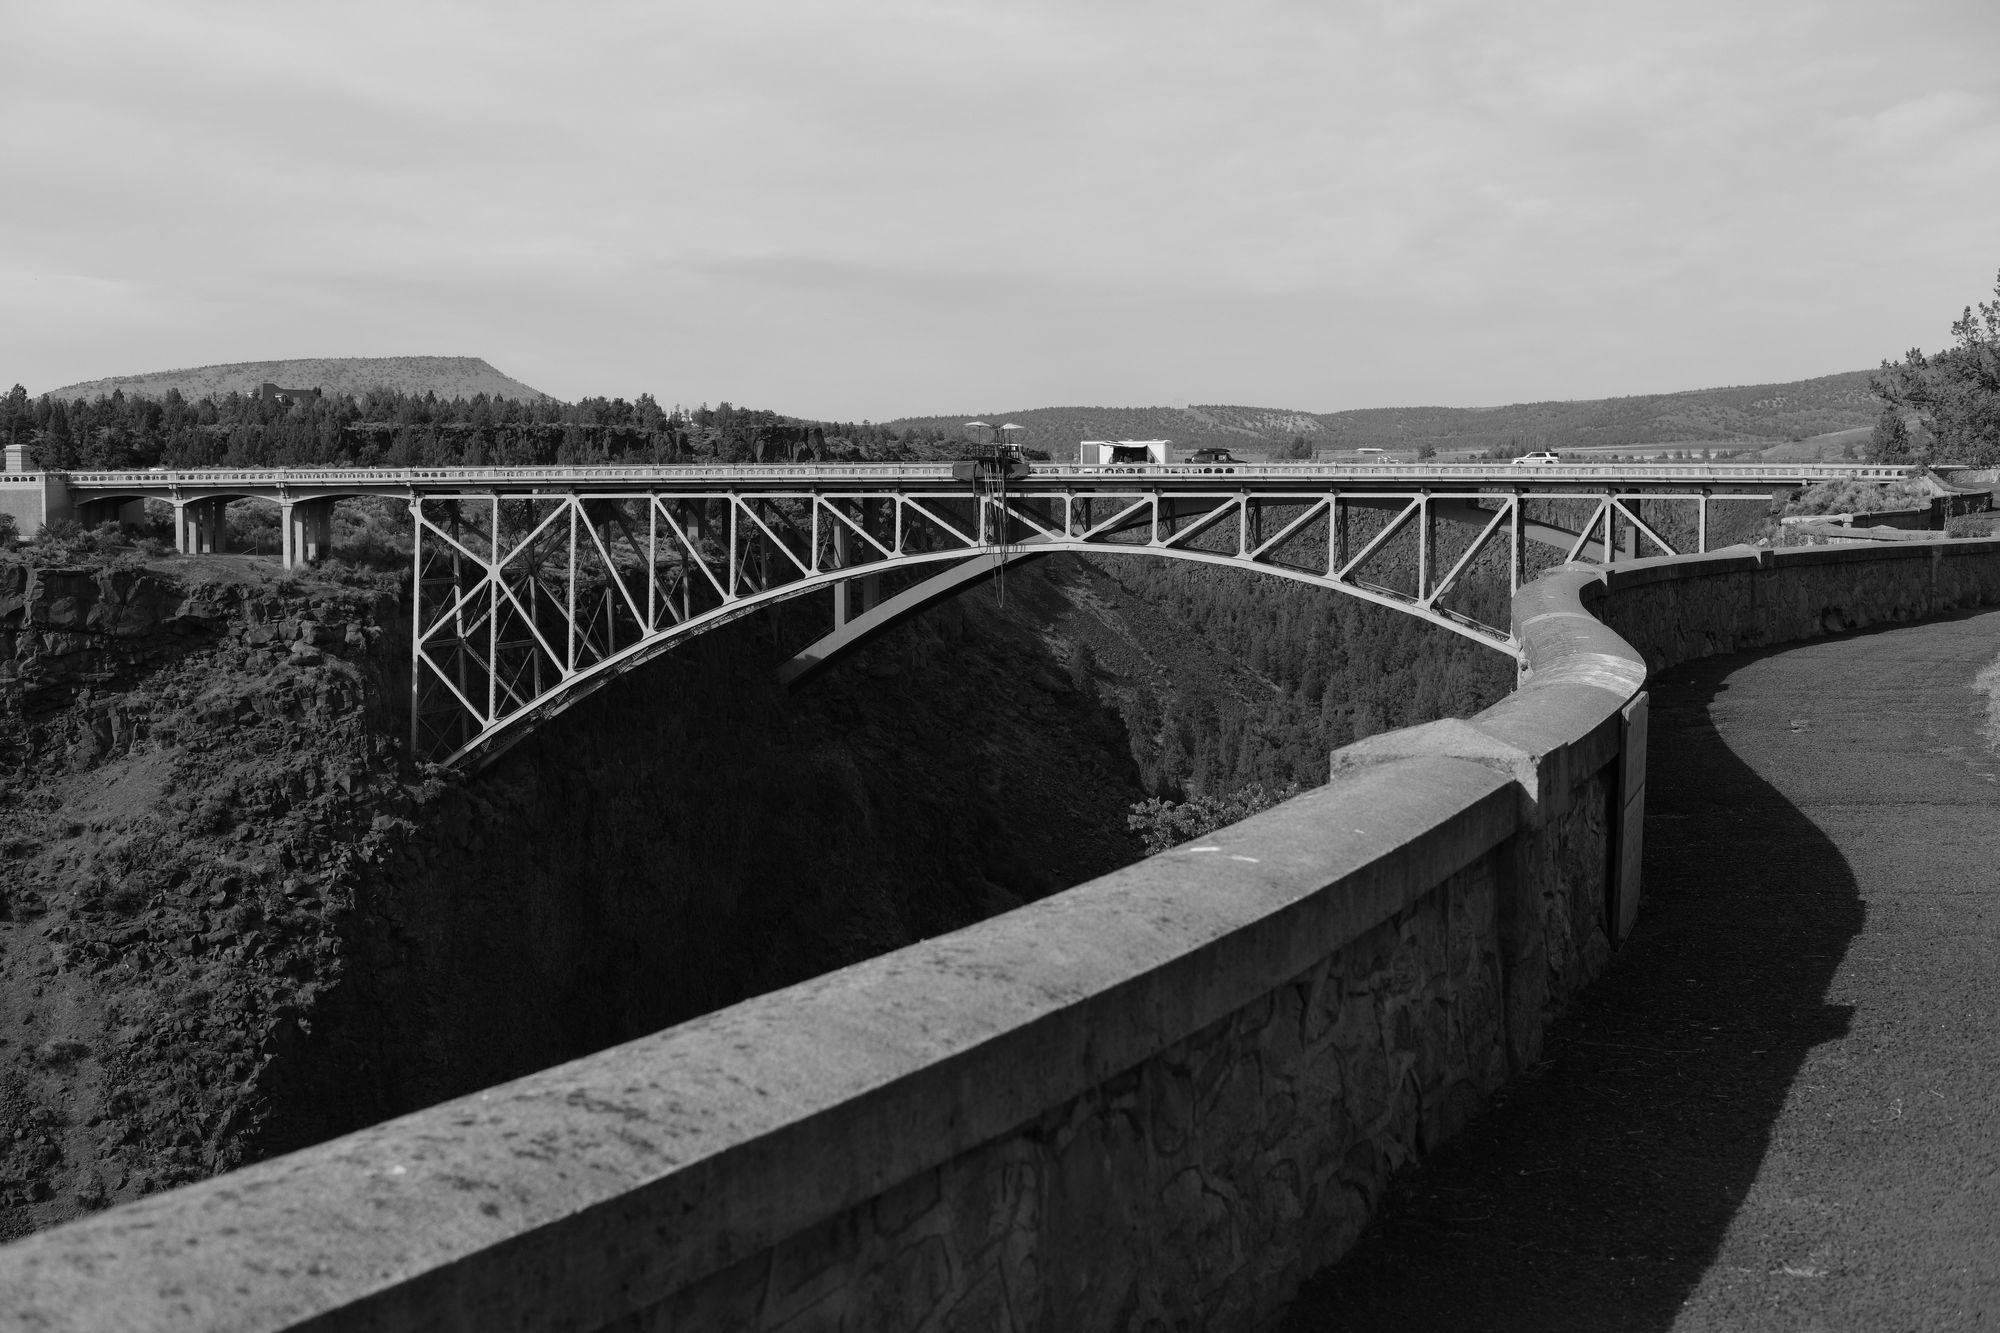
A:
[0, 544, 1503, 1241]
[0, 554, 1153, 1237]
[0, 558, 405, 1234]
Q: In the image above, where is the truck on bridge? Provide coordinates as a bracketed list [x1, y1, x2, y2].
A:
[1078, 439, 1171, 467]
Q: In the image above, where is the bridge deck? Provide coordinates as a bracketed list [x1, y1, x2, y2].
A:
[1283, 607, 2000, 1329]
[19, 459, 1906, 500]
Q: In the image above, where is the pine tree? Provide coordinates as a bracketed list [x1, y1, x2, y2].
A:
[1872, 267, 2000, 465]
[1868, 408, 1911, 462]
[0, 384, 27, 447]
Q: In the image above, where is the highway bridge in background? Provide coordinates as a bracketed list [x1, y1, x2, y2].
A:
[0, 460, 1927, 765]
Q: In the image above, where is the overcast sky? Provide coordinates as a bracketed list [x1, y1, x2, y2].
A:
[4, 0, 1997, 418]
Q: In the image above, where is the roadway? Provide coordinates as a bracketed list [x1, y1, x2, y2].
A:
[1283, 607, 2000, 1330]
[14, 459, 1908, 502]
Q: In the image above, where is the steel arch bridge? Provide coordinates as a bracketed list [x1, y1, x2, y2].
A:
[395, 462, 1813, 768]
[23, 458, 1911, 766]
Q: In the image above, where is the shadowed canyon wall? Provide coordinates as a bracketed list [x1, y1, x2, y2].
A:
[0, 555, 1161, 1234]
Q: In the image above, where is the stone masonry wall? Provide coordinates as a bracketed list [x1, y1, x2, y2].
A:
[1593, 540, 2000, 674]
[649, 853, 1508, 1331]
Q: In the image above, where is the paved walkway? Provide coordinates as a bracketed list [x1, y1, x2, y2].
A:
[1285, 607, 2000, 1331]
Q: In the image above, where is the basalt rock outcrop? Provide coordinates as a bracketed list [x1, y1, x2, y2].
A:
[0, 554, 1153, 1238]
[0, 558, 406, 1233]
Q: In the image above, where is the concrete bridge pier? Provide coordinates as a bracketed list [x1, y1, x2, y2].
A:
[280, 498, 334, 568]
[174, 498, 229, 555]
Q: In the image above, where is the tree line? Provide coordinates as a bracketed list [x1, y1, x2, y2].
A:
[1871, 267, 2000, 466]
[1087, 555, 1515, 800]
[0, 385, 991, 471]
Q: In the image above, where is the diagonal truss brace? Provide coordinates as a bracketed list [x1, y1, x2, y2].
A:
[407, 482, 1749, 768]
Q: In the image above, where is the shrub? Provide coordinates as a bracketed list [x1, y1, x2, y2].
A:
[1783, 478, 1927, 519]
[1127, 782, 1302, 856]
[1946, 513, 1996, 538]
[225, 499, 281, 555]
[327, 496, 412, 569]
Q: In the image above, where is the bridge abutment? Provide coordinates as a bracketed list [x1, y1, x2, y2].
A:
[0, 471, 71, 536]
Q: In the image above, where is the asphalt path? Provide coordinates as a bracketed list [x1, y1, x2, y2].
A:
[1284, 607, 2000, 1331]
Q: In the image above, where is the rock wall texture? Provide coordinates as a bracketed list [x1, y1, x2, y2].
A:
[653, 852, 1509, 1332]
[0, 557, 406, 1231]
[0, 551, 1153, 1238]
[1591, 540, 2000, 674]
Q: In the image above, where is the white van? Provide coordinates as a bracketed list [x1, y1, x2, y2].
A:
[1078, 440, 1171, 468]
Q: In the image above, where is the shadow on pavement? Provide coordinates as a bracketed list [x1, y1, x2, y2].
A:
[1282, 645, 1866, 1332]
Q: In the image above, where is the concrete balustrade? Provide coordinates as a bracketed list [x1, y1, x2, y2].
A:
[4, 537, 2000, 1330]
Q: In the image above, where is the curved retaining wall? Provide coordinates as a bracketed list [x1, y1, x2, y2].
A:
[5, 538, 1999, 1331]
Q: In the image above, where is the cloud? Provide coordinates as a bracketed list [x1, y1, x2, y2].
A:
[3, 0, 1998, 414]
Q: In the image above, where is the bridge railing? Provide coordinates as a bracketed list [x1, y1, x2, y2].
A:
[62, 463, 965, 488]
[1031, 460, 1910, 483]
[50, 460, 1913, 491]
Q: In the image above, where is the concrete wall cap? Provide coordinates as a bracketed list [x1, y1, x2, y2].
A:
[1767, 539, 1937, 567]
[1525, 651, 1648, 696]
[1598, 545, 1764, 586]
[1513, 568, 1647, 700]
[1469, 682, 1624, 777]
[1331, 718, 1544, 815]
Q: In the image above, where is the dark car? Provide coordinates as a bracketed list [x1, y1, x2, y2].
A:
[1186, 448, 1238, 464]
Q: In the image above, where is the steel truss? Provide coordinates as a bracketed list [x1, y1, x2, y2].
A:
[410, 485, 1749, 767]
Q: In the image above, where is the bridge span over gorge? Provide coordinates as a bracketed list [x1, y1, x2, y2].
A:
[0, 458, 1911, 766]
[4, 530, 1997, 1330]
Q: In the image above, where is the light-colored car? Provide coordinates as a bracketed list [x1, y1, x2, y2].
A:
[1511, 451, 1562, 466]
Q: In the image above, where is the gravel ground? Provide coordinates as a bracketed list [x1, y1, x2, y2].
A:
[1283, 607, 2000, 1332]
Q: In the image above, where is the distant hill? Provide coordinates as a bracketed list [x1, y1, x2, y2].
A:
[891, 370, 1885, 459]
[45, 356, 547, 403]
[885, 405, 1329, 457]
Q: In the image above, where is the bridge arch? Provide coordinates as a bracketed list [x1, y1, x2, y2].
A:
[774, 539, 1520, 692]
[415, 485, 1667, 769]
